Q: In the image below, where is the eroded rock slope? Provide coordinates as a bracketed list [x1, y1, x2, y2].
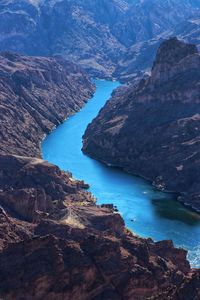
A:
[0, 52, 94, 156]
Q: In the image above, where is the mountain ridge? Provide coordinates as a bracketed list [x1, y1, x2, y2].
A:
[0, 47, 200, 299]
[0, 0, 199, 79]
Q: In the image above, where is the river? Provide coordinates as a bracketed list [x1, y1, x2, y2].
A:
[42, 80, 200, 267]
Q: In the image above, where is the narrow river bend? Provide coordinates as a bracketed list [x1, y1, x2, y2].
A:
[42, 80, 200, 267]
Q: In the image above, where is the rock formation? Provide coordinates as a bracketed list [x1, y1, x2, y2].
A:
[0, 45, 200, 299]
[114, 15, 200, 82]
[0, 52, 94, 157]
[83, 38, 200, 213]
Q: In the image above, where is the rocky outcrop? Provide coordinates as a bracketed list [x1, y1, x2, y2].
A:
[0, 206, 33, 250]
[0, 0, 199, 79]
[83, 38, 200, 212]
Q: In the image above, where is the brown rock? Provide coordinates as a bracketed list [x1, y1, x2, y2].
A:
[0, 233, 196, 300]
[0, 154, 96, 222]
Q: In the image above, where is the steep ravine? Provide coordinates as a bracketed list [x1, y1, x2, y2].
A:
[0, 51, 200, 299]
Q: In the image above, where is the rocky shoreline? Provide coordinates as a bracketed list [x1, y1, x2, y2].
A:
[92, 154, 200, 214]
[0, 50, 200, 299]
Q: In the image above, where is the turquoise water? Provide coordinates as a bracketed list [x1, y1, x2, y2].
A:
[42, 80, 200, 267]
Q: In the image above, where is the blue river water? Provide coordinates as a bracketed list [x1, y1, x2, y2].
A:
[42, 80, 200, 267]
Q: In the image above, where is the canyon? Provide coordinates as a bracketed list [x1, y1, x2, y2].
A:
[0, 0, 200, 298]
[0, 51, 94, 157]
[0, 0, 199, 80]
[0, 43, 200, 299]
[83, 38, 200, 213]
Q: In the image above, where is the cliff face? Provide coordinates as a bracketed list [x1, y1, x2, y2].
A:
[0, 49, 200, 299]
[83, 38, 200, 212]
[0, 154, 94, 222]
[0, 51, 96, 221]
[0, 0, 199, 79]
[0, 52, 94, 157]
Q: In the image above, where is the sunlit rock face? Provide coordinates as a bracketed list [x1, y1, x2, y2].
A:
[83, 38, 200, 212]
[0, 0, 199, 79]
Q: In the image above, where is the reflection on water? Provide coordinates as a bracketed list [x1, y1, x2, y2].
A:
[42, 80, 200, 267]
[151, 198, 200, 226]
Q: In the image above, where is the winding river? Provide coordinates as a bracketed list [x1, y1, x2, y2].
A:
[42, 80, 200, 267]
